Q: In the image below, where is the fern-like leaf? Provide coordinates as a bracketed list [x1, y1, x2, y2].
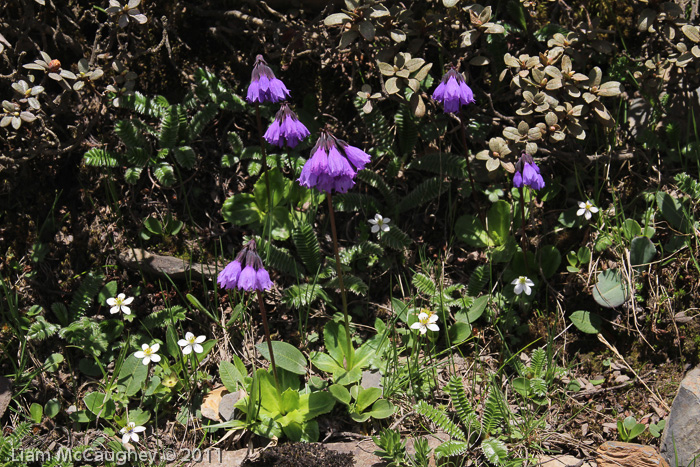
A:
[124, 147, 150, 167]
[340, 241, 384, 265]
[257, 240, 302, 279]
[114, 120, 147, 149]
[354, 97, 392, 150]
[481, 438, 508, 465]
[397, 177, 449, 213]
[412, 272, 436, 297]
[159, 105, 181, 149]
[434, 440, 470, 460]
[117, 91, 168, 118]
[395, 106, 417, 157]
[333, 192, 379, 213]
[69, 272, 103, 320]
[380, 224, 411, 250]
[530, 348, 547, 378]
[326, 274, 368, 296]
[356, 170, 397, 206]
[467, 265, 490, 297]
[446, 376, 480, 438]
[27, 316, 59, 341]
[414, 400, 466, 442]
[83, 148, 119, 167]
[172, 146, 196, 169]
[153, 162, 176, 186]
[481, 387, 506, 435]
[292, 223, 322, 275]
[141, 306, 187, 330]
[407, 152, 468, 179]
[189, 102, 219, 140]
[282, 283, 330, 309]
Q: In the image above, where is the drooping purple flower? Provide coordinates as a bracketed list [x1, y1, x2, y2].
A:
[513, 153, 545, 191]
[264, 103, 310, 148]
[432, 68, 475, 113]
[218, 239, 273, 291]
[298, 130, 371, 194]
[246, 55, 290, 104]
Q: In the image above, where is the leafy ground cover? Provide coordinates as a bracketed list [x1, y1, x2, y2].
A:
[1, 0, 700, 465]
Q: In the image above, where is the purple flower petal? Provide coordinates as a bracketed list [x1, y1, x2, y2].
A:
[327, 146, 355, 177]
[268, 78, 290, 102]
[279, 116, 309, 148]
[218, 260, 242, 289]
[513, 171, 523, 188]
[432, 81, 446, 101]
[264, 120, 282, 146]
[256, 268, 273, 290]
[343, 144, 371, 171]
[246, 80, 261, 103]
[308, 147, 329, 175]
[238, 265, 257, 291]
[459, 82, 475, 105]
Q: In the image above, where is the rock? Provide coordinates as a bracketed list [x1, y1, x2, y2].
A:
[325, 441, 382, 466]
[660, 366, 700, 466]
[201, 386, 228, 421]
[597, 441, 669, 467]
[0, 376, 11, 419]
[537, 454, 594, 467]
[219, 391, 242, 421]
[118, 248, 219, 281]
[188, 448, 249, 467]
[360, 370, 382, 390]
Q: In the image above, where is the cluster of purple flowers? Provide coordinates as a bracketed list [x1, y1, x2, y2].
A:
[247, 56, 310, 150]
[246, 55, 290, 104]
[298, 130, 371, 194]
[218, 239, 272, 291]
[220, 58, 546, 292]
[432, 68, 475, 114]
[513, 153, 545, 191]
[263, 103, 310, 149]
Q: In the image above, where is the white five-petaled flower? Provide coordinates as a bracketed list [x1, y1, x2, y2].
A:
[134, 343, 161, 365]
[577, 200, 599, 220]
[368, 214, 391, 234]
[410, 311, 439, 335]
[120, 422, 146, 445]
[512, 276, 534, 296]
[106, 293, 134, 315]
[178, 332, 206, 355]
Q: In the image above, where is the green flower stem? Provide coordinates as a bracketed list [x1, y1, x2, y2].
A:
[256, 289, 280, 393]
[327, 193, 353, 368]
[519, 185, 529, 272]
[458, 115, 477, 198]
[255, 103, 273, 259]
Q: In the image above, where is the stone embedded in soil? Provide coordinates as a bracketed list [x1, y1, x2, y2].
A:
[219, 391, 242, 421]
[0, 376, 11, 420]
[537, 454, 595, 467]
[597, 441, 669, 467]
[118, 248, 218, 281]
[660, 366, 700, 467]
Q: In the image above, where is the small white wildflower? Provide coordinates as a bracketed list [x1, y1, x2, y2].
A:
[177, 332, 206, 355]
[576, 200, 599, 221]
[120, 422, 146, 444]
[368, 214, 391, 234]
[106, 293, 133, 315]
[410, 311, 439, 334]
[134, 343, 161, 365]
[512, 276, 534, 296]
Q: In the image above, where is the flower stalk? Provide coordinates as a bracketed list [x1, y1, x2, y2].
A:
[327, 193, 353, 367]
[257, 289, 280, 393]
